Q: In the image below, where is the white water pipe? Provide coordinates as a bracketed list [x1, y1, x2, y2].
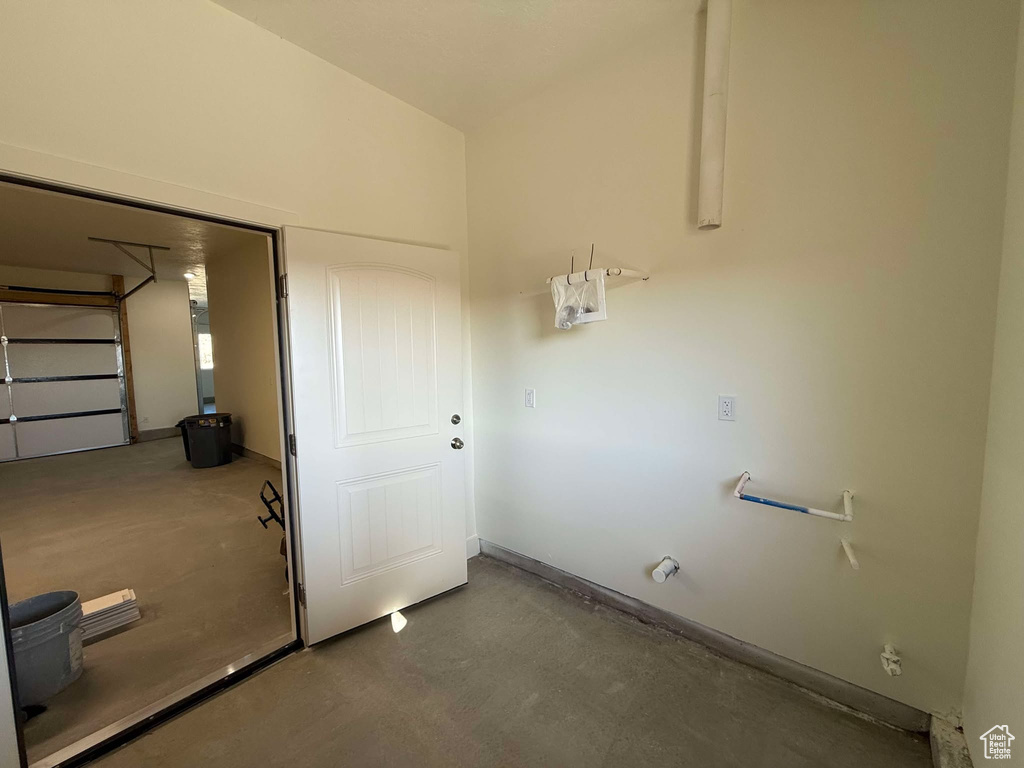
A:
[841, 538, 860, 570]
[880, 643, 902, 677]
[652, 556, 680, 583]
[697, 0, 732, 229]
[733, 472, 854, 522]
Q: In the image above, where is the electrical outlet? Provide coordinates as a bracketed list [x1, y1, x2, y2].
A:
[525, 388, 536, 408]
[718, 395, 736, 421]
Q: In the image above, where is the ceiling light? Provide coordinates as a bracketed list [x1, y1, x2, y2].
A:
[183, 272, 196, 280]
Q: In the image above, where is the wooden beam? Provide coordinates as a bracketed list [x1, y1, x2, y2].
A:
[111, 275, 139, 442]
[0, 289, 116, 308]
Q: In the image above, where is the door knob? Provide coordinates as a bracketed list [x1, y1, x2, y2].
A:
[451, 438, 464, 450]
[451, 414, 461, 425]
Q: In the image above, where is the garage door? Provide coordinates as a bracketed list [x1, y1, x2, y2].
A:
[0, 302, 130, 461]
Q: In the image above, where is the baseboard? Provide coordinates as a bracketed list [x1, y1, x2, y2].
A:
[465, 535, 480, 559]
[137, 427, 180, 442]
[930, 716, 973, 768]
[231, 443, 282, 470]
[478, 539, 930, 734]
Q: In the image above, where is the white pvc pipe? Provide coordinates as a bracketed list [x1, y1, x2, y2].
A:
[697, 0, 732, 230]
[652, 557, 680, 583]
[733, 471, 751, 497]
[841, 538, 860, 570]
[881, 643, 902, 677]
[733, 471, 854, 522]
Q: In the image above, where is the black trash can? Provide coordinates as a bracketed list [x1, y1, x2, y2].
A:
[176, 419, 191, 462]
[176, 413, 233, 468]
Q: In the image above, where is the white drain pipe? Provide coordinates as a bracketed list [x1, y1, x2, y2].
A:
[697, 0, 732, 229]
[841, 538, 860, 570]
[652, 556, 680, 583]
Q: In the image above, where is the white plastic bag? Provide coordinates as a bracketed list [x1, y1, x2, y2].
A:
[550, 270, 607, 330]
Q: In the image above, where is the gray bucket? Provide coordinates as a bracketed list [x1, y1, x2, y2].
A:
[9, 591, 84, 706]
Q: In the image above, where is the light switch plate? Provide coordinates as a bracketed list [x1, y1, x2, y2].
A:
[525, 388, 536, 408]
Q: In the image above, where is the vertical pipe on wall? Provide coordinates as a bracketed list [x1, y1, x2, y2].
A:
[697, 0, 732, 230]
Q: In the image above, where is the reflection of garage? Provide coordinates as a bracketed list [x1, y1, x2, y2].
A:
[0, 180, 294, 765]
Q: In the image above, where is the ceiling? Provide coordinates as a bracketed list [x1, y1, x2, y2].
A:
[212, 0, 691, 129]
[0, 182, 268, 305]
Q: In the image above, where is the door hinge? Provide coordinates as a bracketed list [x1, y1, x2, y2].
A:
[288, 433, 297, 456]
[278, 273, 288, 299]
[296, 582, 306, 608]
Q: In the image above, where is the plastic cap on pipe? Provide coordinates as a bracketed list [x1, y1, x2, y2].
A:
[652, 557, 679, 583]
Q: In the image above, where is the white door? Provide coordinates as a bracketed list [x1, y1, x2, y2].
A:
[284, 227, 467, 643]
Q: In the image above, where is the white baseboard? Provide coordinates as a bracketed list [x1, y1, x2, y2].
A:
[465, 535, 480, 559]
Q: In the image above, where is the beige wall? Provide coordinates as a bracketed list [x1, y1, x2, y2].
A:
[964, 4, 1024, 758]
[125, 278, 198, 431]
[206, 238, 281, 462]
[0, 0, 467, 250]
[466, 0, 1018, 716]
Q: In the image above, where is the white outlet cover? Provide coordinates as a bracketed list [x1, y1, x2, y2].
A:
[718, 395, 736, 421]
[525, 388, 536, 408]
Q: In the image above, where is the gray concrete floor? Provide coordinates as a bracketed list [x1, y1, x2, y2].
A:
[0, 438, 292, 763]
[96, 556, 931, 768]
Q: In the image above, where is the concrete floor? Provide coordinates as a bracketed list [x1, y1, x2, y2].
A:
[96, 556, 931, 768]
[0, 438, 292, 763]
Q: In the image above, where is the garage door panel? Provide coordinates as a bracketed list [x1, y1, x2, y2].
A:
[0, 425, 14, 461]
[6, 344, 119, 378]
[2, 304, 116, 339]
[12, 380, 122, 418]
[1, 302, 128, 460]
[15, 413, 126, 458]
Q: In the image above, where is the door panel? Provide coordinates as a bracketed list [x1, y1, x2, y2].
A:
[284, 227, 466, 644]
[338, 463, 442, 583]
[329, 265, 438, 446]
